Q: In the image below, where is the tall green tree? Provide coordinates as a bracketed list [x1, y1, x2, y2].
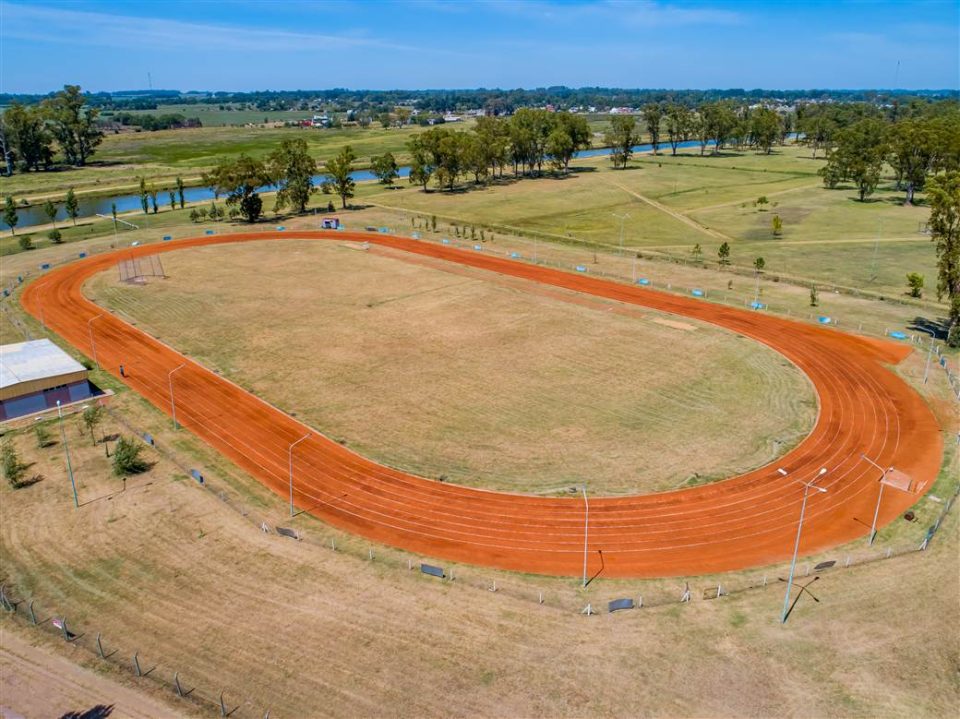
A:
[407, 135, 435, 191]
[643, 103, 664, 155]
[168, 190, 176, 211]
[435, 132, 467, 190]
[322, 145, 357, 209]
[548, 112, 591, 173]
[665, 104, 692, 156]
[3, 196, 17, 235]
[2, 102, 53, 171]
[927, 172, 960, 345]
[149, 187, 159, 214]
[819, 118, 888, 201]
[474, 115, 510, 178]
[176, 176, 186, 208]
[888, 118, 936, 204]
[604, 115, 638, 169]
[703, 102, 739, 153]
[202, 154, 271, 222]
[750, 108, 782, 154]
[64, 188, 79, 225]
[0, 122, 12, 176]
[510, 108, 553, 175]
[718, 241, 731, 267]
[42, 85, 103, 166]
[138, 177, 149, 214]
[461, 135, 489, 184]
[82, 405, 104, 445]
[267, 138, 317, 213]
[370, 151, 400, 185]
[42, 199, 58, 228]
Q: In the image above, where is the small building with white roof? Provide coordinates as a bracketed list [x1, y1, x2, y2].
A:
[0, 339, 94, 420]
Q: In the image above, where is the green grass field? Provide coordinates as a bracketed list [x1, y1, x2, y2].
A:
[363, 144, 941, 301]
[0, 123, 438, 200]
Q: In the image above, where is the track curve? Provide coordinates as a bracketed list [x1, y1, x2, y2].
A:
[21, 231, 943, 577]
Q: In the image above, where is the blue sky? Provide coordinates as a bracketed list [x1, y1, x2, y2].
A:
[1, 0, 958, 93]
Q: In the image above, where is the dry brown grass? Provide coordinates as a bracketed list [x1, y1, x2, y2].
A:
[0, 395, 956, 718]
[85, 239, 816, 494]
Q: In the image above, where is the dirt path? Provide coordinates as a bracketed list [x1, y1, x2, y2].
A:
[608, 180, 734, 242]
[690, 181, 823, 213]
[20, 230, 943, 578]
[0, 625, 184, 718]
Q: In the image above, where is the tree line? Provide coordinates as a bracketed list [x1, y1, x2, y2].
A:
[0, 85, 104, 175]
[812, 105, 960, 202]
[106, 112, 202, 132]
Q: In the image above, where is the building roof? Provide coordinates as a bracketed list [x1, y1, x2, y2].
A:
[0, 339, 87, 389]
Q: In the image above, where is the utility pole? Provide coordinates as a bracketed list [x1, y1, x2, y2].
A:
[56, 401, 78, 508]
[612, 212, 630, 257]
[289, 433, 311, 517]
[168, 364, 186, 429]
[581, 484, 589, 588]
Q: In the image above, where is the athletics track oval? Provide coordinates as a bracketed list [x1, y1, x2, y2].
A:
[21, 231, 943, 578]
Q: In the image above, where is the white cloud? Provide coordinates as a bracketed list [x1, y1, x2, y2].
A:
[0, 1, 426, 53]
[481, 0, 745, 27]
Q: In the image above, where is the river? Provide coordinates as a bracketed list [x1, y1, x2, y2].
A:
[5, 138, 724, 230]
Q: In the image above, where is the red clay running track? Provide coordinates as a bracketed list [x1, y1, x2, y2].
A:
[21, 231, 943, 578]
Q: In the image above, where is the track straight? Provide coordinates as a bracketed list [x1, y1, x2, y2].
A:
[21, 232, 943, 578]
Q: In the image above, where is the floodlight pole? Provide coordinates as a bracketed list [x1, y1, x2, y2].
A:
[581, 484, 589, 588]
[87, 314, 104, 370]
[57, 401, 78, 508]
[168, 364, 186, 430]
[780, 467, 828, 624]
[288, 433, 311, 517]
[917, 328, 935, 385]
[861, 453, 892, 545]
[612, 212, 629, 257]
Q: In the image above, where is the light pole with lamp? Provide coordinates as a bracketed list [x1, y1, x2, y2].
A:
[289, 433, 311, 517]
[917, 327, 935, 385]
[612, 212, 630, 257]
[56, 400, 79, 508]
[87, 314, 104, 370]
[780, 466, 828, 624]
[581, 484, 589, 588]
[167, 364, 186, 430]
[861, 453, 892, 545]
